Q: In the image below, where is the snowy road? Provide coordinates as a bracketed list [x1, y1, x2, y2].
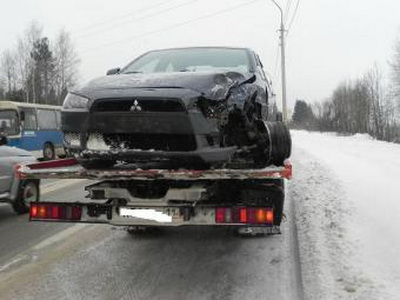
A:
[290, 131, 400, 299]
[0, 200, 302, 300]
[1, 131, 399, 299]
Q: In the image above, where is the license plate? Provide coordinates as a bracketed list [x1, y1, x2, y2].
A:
[119, 208, 173, 223]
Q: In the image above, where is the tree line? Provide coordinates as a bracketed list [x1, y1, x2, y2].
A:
[291, 35, 400, 143]
[0, 21, 80, 106]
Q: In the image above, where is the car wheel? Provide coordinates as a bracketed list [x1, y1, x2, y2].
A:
[266, 122, 292, 166]
[12, 181, 40, 214]
[43, 143, 55, 160]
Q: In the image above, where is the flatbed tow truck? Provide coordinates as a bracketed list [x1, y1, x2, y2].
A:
[17, 158, 292, 235]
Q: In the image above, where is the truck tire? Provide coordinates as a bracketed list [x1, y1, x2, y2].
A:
[12, 180, 40, 214]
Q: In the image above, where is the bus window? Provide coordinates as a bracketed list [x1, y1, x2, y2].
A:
[37, 109, 57, 130]
[0, 110, 20, 135]
[21, 109, 37, 130]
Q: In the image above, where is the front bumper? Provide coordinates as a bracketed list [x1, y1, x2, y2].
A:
[62, 96, 234, 167]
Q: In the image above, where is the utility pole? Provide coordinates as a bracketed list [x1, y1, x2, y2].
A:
[271, 0, 288, 123]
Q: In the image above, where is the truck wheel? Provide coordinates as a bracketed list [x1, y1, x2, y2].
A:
[12, 180, 40, 214]
[43, 143, 55, 160]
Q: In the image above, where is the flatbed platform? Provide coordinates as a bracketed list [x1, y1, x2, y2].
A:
[18, 158, 292, 181]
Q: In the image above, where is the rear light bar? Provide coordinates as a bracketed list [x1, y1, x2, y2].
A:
[216, 207, 274, 225]
[30, 203, 82, 221]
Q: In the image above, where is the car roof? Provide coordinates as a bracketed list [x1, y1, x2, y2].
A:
[146, 46, 253, 53]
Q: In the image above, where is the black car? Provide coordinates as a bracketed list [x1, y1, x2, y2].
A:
[62, 47, 291, 169]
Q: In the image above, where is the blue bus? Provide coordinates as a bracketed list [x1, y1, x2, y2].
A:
[0, 101, 64, 159]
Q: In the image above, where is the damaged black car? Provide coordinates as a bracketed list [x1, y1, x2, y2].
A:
[62, 47, 291, 169]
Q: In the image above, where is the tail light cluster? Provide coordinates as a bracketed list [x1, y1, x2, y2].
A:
[215, 207, 274, 225]
[30, 203, 82, 221]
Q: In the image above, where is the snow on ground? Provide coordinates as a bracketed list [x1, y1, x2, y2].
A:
[291, 130, 400, 299]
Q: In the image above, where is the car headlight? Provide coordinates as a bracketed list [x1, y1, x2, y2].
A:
[227, 85, 249, 110]
[63, 93, 90, 110]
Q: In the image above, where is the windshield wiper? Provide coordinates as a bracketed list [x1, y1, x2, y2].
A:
[123, 71, 143, 74]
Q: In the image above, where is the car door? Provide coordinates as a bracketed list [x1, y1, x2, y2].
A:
[0, 147, 14, 193]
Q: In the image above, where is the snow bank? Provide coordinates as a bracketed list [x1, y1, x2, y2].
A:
[291, 130, 400, 299]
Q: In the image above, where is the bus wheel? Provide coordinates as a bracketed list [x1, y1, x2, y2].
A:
[13, 180, 39, 214]
[43, 143, 55, 160]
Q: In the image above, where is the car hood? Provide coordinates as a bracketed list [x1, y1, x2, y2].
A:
[0, 146, 34, 158]
[77, 71, 255, 101]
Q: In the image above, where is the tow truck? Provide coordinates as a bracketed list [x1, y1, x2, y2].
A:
[17, 158, 292, 235]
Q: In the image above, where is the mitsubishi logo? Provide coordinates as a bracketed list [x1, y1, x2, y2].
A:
[130, 99, 142, 112]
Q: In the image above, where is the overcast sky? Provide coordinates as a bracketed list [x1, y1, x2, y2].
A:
[1, 0, 400, 109]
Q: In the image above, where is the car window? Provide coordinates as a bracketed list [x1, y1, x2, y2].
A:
[0, 110, 19, 135]
[122, 48, 251, 74]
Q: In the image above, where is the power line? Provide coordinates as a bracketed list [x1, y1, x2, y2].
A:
[71, 0, 169, 35]
[286, 0, 300, 34]
[284, 0, 293, 24]
[80, 0, 263, 54]
[74, 0, 199, 39]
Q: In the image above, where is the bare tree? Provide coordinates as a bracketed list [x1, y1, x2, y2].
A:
[15, 21, 43, 103]
[364, 65, 385, 140]
[391, 34, 400, 98]
[53, 29, 80, 105]
[0, 50, 17, 94]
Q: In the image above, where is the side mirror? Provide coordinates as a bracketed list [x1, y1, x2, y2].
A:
[0, 135, 8, 146]
[106, 68, 121, 75]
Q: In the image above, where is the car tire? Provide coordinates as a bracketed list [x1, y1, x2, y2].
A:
[266, 122, 292, 166]
[12, 180, 40, 214]
[43, 143, 55, 160]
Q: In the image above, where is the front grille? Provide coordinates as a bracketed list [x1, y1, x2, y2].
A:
[102, 133, 197, 152]
[92, 98, 186, 113]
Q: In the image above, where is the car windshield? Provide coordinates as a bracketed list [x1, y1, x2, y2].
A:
[0, 110, 19, 136]
[121, 48, 251, 74]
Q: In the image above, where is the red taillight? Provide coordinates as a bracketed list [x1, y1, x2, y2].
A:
[240, 208, 247, 223]
[215, 207, 274, 225]
[30, 203, 82, 221]
[216, 208, 226, 223]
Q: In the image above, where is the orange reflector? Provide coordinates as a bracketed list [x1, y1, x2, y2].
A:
[38, 206, 47, 218]
[256, 209, 265, 223]
[266, 210, 274, 223]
